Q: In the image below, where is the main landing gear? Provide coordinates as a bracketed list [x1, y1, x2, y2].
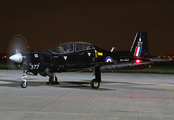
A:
[45, 67, 101, 89]
[90, 66, 101, 89]
[45, 68, 58, 85]
[49, 75, 58, 84]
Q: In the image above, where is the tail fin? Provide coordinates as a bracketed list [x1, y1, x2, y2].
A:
[130, 31, 149, 57]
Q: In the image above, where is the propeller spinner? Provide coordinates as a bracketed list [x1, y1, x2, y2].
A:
[9, 53, 23, 63]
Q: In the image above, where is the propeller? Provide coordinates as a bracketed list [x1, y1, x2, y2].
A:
[7, 34, 30, 80]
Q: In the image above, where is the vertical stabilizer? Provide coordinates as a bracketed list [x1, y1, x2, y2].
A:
[130, 31, 149, 57]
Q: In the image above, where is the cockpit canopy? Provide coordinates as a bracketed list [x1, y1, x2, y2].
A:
[50, 42, 93, 54]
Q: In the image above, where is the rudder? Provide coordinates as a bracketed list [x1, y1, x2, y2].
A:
[130, 31, 149, 57]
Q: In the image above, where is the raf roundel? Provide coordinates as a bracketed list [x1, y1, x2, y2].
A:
[105, 56, 113, 63]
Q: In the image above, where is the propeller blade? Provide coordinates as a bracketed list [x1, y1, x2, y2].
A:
[7, 34, 30, 80]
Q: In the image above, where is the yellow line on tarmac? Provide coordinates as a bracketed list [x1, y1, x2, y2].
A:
[153, 81, 160, 83]
[165, 90, 174, 92]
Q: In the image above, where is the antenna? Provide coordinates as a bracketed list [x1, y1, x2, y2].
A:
[110, 47, 116, 52]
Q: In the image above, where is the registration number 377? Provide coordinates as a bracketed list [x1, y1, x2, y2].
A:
[30, 63, 40, 69]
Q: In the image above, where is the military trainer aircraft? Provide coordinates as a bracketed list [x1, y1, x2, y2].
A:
[8, 31, 167, 89]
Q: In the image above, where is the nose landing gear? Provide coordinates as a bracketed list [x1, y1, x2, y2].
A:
[21, 72, 28, 88]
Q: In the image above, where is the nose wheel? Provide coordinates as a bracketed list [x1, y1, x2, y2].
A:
[21, 73, 28, 88]
[21, 81, 28, 88]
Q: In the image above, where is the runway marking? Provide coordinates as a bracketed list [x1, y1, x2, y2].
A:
[132, 82, 174, 86]
[0, 81, 13, 84]
[153, 81, 160, 83]
[165, 90, 174, 92]
[0, 70, 6, 72]
[157, 83, 174, 86]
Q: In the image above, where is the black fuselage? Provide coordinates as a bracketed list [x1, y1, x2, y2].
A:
[26, 45, 131, 75]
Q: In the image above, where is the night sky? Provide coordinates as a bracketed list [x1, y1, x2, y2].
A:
[1, 0, 174, 56]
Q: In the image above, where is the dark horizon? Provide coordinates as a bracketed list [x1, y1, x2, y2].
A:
[1, 0, 174, 56]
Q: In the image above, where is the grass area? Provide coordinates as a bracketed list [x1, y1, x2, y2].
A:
[141, 64, 174, 73]
[128, 62, 174, 73]
[0, 63, 7, 69]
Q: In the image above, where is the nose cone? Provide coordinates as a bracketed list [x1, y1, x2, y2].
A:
[9, 53, 23, 63]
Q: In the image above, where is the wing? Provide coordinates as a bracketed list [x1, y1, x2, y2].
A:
[100, 57, 169, 70]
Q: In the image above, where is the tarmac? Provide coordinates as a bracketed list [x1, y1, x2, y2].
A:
[0, 70, 174, 120]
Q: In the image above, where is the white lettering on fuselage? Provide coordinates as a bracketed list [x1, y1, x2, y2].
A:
[120, 59, 129, 62]
[30, 63, 40, 69]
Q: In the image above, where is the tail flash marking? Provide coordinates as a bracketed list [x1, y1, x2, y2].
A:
[134, 47, 142, 57]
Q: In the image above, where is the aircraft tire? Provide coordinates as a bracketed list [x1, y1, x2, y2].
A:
[21, 81, 28, 88]
[90, 79, 100, 89]
[49, 76, 58, 84]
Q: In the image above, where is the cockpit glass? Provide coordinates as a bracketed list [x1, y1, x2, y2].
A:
[75, 42, 93, 51]
[50, 42, 93, 53]
[50, 42, 74, 54]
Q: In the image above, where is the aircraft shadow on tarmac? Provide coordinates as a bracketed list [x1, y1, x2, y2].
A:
[0, 79, 167, 91]
[0, 79, 112, 90]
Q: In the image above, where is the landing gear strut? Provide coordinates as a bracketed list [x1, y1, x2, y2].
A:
[21, 71, 28, 88]
[45, 68, 58, 84]
[49, 75, 58, 84]
[91, 66, 101, 89]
